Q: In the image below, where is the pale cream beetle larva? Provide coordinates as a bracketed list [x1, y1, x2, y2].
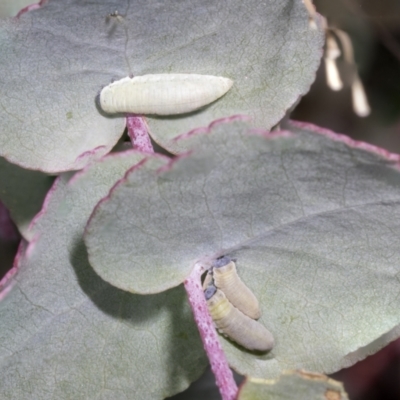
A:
[212, 256, 261, 320]
[205, 285, 274, 352]
[98, 73, 233, 115]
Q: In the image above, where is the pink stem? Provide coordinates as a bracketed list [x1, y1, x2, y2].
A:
[126, 115, 154, 153]
[184, 263, 238, 400]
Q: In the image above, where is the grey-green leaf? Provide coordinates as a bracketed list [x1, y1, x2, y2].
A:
[0, 0, 32, 17]
[0, 156, 53, 239]
[0, 1, 127, 172]
[0, 151, 207, 400]
[85, 120, 400, 377]
[0, 0, 324, 171]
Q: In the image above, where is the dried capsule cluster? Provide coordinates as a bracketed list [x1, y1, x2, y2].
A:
[204, 257, 274, 352]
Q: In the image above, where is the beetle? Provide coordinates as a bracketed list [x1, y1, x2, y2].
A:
[98, 73, 233, 115]
[106, 10, 125, 23]
[205, 286, 274, 352]
[211, 256, 261, 320]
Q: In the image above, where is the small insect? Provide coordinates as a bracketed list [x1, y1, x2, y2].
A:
[105, 10, 125, 23]
[206, 287, 274, 352]
[98, 73, 233, 115]
[211, 256, 261, 320]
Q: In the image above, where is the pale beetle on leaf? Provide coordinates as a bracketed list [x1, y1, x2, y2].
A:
[98, 73, 233, 115]
[204, 256, 261, 320]
[205, 285, 274, 352]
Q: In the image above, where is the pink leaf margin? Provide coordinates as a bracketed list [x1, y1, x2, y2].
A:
[15, 0, 48, 18]
[289, 120, 400, 166]
[0, 149, 152, 300]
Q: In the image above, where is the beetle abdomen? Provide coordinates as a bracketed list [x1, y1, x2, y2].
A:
[213, 259, 261, 320]
[207, 289, 274, 352]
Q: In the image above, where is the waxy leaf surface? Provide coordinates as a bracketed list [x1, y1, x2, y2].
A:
[0, 151, 207, 399]
[0, 0, 323, 171]
[85, 121, 400, 377]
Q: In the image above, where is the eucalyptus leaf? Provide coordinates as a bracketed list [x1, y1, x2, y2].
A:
[0, 0, 324, 172]
[0, 156, 54, 239]
[0, 0, 127, 172]
[0, 0, 32, 17]
[85, 120, 400, 377]
[0, 151, 207, 400]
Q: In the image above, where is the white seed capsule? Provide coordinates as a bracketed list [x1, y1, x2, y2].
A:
[206, 288, 274, 352]
[99, 73, 233, 115]
[212, 257, 261, 320]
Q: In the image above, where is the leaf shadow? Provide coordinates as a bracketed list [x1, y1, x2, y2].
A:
[70, 237, 183, 321]
[69, 238, 206, 390]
